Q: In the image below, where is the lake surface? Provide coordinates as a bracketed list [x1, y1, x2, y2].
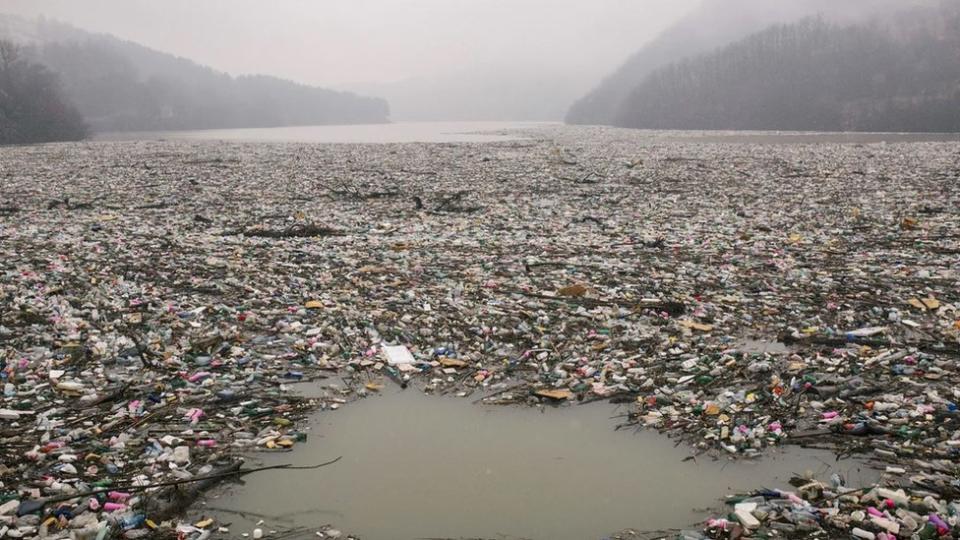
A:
[200, 389, 874, 540]
[96, 121, 547, 144]
[96, 122, 960, 145]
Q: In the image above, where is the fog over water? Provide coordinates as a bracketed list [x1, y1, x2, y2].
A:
[0, 0, 949, 125]
[0, 0, 698, 119]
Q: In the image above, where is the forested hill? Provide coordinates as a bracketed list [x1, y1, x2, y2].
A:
[565, 0, 946, 129]
[0, 40, 88, 144]
[613, 3, 960, 132]
[563, 0, 807, 127]
[0, 15, 390, 133]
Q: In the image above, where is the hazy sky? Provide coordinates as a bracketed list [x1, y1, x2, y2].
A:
[0, 0, 699, 87]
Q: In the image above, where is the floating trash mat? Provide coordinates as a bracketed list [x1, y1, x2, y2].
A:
[199, 390, 875, 540]
[660, 131, 960, 144]
[732, 339, 791, 354]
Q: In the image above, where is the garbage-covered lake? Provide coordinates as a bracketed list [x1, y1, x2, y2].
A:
[0, 124, 958, 540]
[199, 388, 871, 540]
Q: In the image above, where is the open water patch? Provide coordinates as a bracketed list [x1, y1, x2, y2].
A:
[200, 389, 873, 540]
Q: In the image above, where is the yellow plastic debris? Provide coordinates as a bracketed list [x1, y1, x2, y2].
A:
[304, 300, 324, 309]
[557, 284, 588, 297]
[439, 358, 468, 368]
[535, 389, 572, 400]
[680, 319, 714, 332]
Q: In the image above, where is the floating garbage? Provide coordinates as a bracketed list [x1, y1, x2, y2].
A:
[0, 126, 958, 538]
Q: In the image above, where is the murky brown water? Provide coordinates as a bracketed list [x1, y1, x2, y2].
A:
[200, 388, 872, 540]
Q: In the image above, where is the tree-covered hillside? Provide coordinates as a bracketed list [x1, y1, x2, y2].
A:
[0, 40, 87, 144]
[614, 3, 960, 132]
[0, 15, 390, 133]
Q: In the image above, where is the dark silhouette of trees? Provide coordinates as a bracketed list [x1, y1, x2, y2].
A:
[611, 3, 960, 132]
[25, 28, 389, 133]
[0, 16, 390, 134]
[565, 0, 926, 127]
[0, 39, 88, 144]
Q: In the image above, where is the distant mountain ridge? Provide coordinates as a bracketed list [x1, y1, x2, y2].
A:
[565, 0, 941, 127]
[612, 2, 960, 132]
[0, 15, 390, 132]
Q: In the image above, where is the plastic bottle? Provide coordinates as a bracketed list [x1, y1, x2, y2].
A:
[107, 491, 131, 501]
[120, 514, 146, 529]
[918, 522, 939, 539]
[928, 513, 950, 535]
[876, 488, 908, 506]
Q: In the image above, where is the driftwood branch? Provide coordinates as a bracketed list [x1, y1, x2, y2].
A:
[241, 223, 344, 238]
[495, 287, 686, 316]
[433, 191, 483, 213]
[560, 171, 600, 184]
[780, 332, 960, 357]
[47, 196, 106, 211]
[318, 175, 400, 201]
[135, 200, 173, 210]
[34, 457, 343, 508]
[570, 215, 604, 227]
